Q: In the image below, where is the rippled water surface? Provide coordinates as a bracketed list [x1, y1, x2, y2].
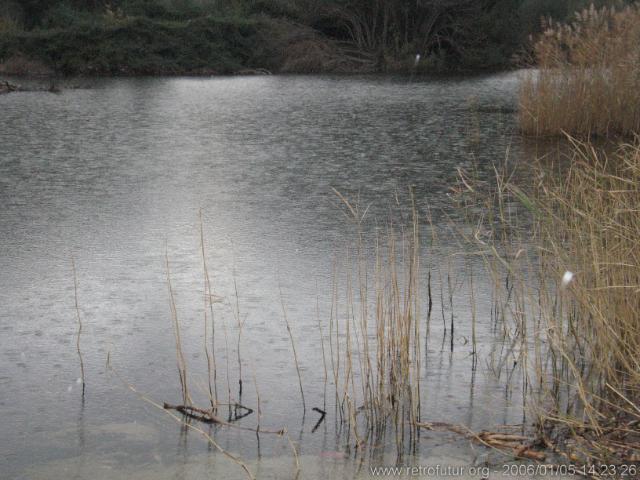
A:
[0, 73, 544, 479]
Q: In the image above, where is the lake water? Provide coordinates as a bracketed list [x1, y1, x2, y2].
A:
[0, 73, 556, 479]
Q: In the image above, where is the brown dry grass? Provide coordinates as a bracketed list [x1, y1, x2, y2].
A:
[519, 3, 640, 137]
[532, 141, 640, 464]
[459, 138, 640, 464]
[329, 190, 422, 455]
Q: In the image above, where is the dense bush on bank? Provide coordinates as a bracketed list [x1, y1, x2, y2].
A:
[0, 15, 279, 75]
[2, 0, 634, 76]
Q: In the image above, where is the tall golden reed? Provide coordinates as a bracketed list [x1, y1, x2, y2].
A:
[330, 190, 422, 455]
[462, 139, 640, 463]
[520, 3, 640, 137]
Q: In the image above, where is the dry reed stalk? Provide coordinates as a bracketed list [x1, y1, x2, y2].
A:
[199, 211, 218, 409]
[232, 267, 244, 398]
[283, 429, 301, 478]
[328, 256, 341, 420]
[221, 315, 233, 416]
[71, 257, 85, 396]
[329, 189, 423, 453]
[447, 265, 454, 352]
[409, 189, 422, 426]
[165, 247, 191, 406]
[279, 285, 306, 414]
[250, 365, 262, 434]
[469, 262, 477, 366]
[316, 280, 328, 411]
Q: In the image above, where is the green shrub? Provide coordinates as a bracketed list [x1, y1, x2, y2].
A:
[0, 15, 265, 74]
[40, 2, 100, 29]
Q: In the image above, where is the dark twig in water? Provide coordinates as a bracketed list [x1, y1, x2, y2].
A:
[164, 402, 227, 424]
[233, 403, 254, 421]
[447, 268, 454, 352]
[106, 356, 255, 480]
[163, 402, 286, 435]
[311, 407, 326, 432]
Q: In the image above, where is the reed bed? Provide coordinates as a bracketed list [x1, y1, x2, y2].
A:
[105, 193, 562, 470]
[534, 141, 640, 464]
[153, 227, 306, 478]
[519, 3, 640, 137]
[329, 192, 423, 456]
[458, 138, 640, 465]
[105, 167, 638, 469]
[117, 166, 638, 469]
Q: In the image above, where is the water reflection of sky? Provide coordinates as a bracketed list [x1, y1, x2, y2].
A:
[0, 72, 551, 478]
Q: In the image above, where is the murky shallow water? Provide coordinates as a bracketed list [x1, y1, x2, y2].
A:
[0, 73, 566, 479]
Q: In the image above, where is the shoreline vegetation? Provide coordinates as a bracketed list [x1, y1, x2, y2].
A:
[5, 1, 638, 478]
[0, 0, 627, 77]
[478, 2, 640, 466]
[520, 3, 640, 137]
[458, 138, 640, 467]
